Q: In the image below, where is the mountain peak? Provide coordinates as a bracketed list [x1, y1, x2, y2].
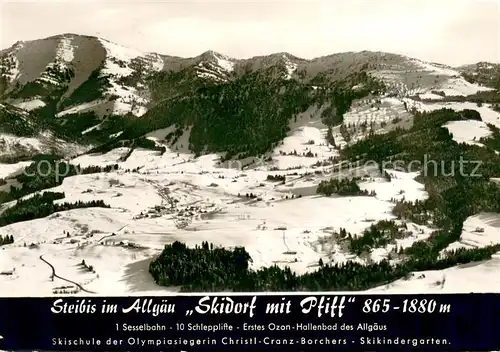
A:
[41, 33, 95, 41]
[276, 52, 298, 59]
[198, 50, 234, 62]
[200, 49, 218, 56]
[1, 32, 493, 119]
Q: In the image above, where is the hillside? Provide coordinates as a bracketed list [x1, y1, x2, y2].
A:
[0, 34, 500, 296]
[458, 62, 500, 89]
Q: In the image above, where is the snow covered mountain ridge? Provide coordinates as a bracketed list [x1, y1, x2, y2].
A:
[0, 34, 495, 118]
[0, 33, 497, 162]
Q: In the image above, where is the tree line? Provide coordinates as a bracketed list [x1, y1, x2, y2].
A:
[149, 240, 500, 292]
[0, 191, 109, 227]
[317, 177, 375, 197]
[0, 158, 120, 205]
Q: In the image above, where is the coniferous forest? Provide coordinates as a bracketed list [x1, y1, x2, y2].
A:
[0, 191, 109, 227]
[149, 240, 500, 292]
[0, 158, 119, 205]
[94, 71, 384, 159]
[317, 177, 375, 196]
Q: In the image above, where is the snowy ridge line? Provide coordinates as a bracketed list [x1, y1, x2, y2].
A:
[195, 52, 236, 81]
[96, 37, 161, 116]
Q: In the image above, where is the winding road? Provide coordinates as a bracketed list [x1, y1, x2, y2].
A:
[37, 224, 131, 294]
[39, 254, 96, 294]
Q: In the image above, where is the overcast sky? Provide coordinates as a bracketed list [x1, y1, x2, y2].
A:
[1, 0, 499, 66]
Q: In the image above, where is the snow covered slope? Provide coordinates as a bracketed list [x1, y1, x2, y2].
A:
[1, 34, 166, 119]
[0, 127, 498, 296]
[4, 35, 492, 121]
[0, 145, 424, 296]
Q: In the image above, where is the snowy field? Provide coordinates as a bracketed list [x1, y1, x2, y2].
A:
[443, 120, 493, 146]
[0, 148, 411, 296]
[0, 146, 498, 296]
[408, 100, 500, 129]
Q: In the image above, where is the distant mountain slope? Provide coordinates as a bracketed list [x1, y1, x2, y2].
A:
[458, 62, 500, 89]
[2, 34, 492, 118]
[0, 34, 165, 118]
[0, 34, 497, 159]
[120, 70, 384, 159]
